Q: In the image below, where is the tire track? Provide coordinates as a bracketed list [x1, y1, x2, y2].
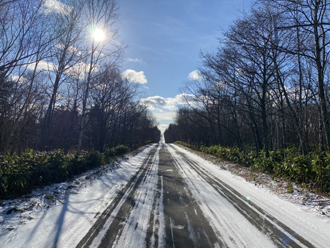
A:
[159, 145, 226, 248]
[145, 174, 164, 248]
[169, 144, 315, 248]
[112, 144, 161, 248]
[76, 144, 159, 248]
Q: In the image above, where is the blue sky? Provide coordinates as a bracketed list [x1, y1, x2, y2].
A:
[118, 0, 254, 132]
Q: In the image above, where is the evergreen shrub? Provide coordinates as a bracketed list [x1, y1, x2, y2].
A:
[0, 145, 130, 198]
[175, 141, 330, 193]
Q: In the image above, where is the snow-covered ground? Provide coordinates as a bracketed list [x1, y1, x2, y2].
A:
[1, 142, 330, 247]
[86, 144, 164, 248]
[0, 144, 156, 248]
[177, 144, 330, 219]
[170, 144, 330, 247]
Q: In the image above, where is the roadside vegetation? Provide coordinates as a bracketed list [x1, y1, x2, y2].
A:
[0, 0, 160, 198]
[0, 145, 131, 198]
[175, 141, 330, 193]
[0, 0, 160, 154]
[166, 0, 330, 194]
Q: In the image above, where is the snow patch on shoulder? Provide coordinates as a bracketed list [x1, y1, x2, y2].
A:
[0, 144, 156, 248]
[171, 144, 330, 248]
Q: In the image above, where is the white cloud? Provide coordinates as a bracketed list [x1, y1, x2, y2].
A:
[163, 105, 178, 111]
[158, 124, 169, 133]
[68, 46, 81, 56]
[141, 93, 198, 133]
[26, 60, 57, 71]
[55, 44, 81, 56]
[177, 93, 197, 104]
[166, 93, 197, 106]
[147, 105, 156, 111]
[65, 61, 99, 79]
[11, 75, 28, 84]
[141, 93, 197, 112]
[153, 112, 176, 121]
[141, 96, 166, 106]
[43, 0, 73, 15]
[122, 69, 147, 84]
[55, 43, 65, 49]
[26, 59, 99, 79]
[188, 70, 203, 81]
[127, 58, 144, 63]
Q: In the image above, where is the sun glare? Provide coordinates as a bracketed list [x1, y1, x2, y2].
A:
[92, 28, 106, 42]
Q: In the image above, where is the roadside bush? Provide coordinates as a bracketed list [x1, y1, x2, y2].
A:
[0, 145, 131, 198]
[192, 143, 330, 193]
[251, 150, 278, 174]
[104, 145, 130, 159]
[86, 150, 103, 169]
[113, 145, 130, 156]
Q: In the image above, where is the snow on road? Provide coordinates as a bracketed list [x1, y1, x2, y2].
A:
[167, 145, 276, 247]
[111, 145, 163, 248]
[167, 144, 330, 248]
[88, 144, 163, 248]
[1, 142, 330, 247]
[0, 144, 157, 248]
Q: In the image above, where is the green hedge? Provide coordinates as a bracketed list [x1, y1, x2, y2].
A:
[0, 145, 130, 198]
[176, 142, 330, 193]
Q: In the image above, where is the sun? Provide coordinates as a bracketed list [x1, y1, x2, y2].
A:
[92, 28, 106, 42]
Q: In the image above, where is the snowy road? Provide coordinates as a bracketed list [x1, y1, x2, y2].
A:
[77, 143, 328, 248]
[1, 143, 330, 247]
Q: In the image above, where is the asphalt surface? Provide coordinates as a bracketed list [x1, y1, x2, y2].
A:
[76, 144, 314, 248]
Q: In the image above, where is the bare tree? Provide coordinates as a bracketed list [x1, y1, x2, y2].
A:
[77, 0, 125, 152]
[273, 0, 330, 151]
[0, 0, 60, 89]
[42, 0, 86, 145]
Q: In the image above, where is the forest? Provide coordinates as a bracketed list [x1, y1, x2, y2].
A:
[0, 0, 160, 197]
[0, 0, 160, 154]
[164, 0, 330, 192]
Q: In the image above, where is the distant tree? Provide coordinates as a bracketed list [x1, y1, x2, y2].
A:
[77, 0, 125, 152]
[0, 0, 158, 154]
[167, 1, 330, 155]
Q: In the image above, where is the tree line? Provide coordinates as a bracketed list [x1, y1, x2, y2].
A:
[165, 0, 330, 155]
[0, 0, 160, 154]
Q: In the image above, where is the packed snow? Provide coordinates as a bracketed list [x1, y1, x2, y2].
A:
[1, 141, 330, 247]
[169, 144, 330, 247]
[0, 144, 156, 248]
